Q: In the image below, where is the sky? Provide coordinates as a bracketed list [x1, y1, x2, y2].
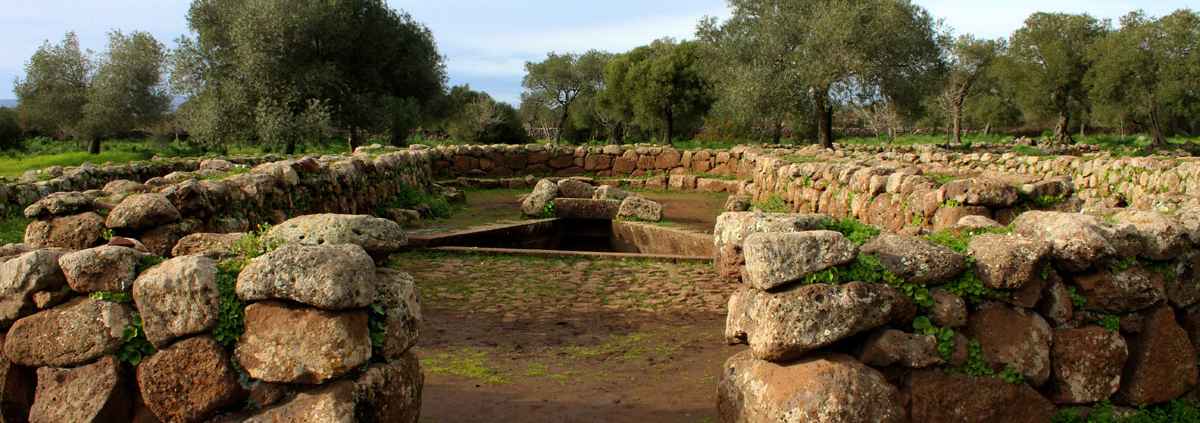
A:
[0, 0, 1195, 105]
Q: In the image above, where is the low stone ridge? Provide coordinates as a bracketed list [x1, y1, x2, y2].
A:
[726, 282, 914, 362]
[133, 255, 221, 347]
[236, 244, 377, 310]
[741, 231, 857, 291]
[264, 214, 407, 257]
[58, 245, 143, 293]
[861, 234, 966, 284]
[4, 298, 131, 367]
[235, 301, 372, 385]
[29, 356, 129, 422]
[718, 351, 905, 423]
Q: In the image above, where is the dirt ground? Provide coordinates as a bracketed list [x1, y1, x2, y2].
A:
[390, 251, 741, 423]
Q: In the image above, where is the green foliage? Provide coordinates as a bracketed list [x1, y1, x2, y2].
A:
[0, 214, 30, 245]
[1098, 315, 1121, 332]
[523, 51, 609, 143]
[540, 201, 556, 219]
[796, 254, 933, 309]
[14, 32, 90, 139]
[89, 291, 133, 303]
[135, 255, 164, 275]
[752, 195, 789, 213]
[599, 40, 714, 143]
[0, 108, 21, 151]
[1012, 145, 1048, 156]
[1109, 257, 1139, 273]
[942, 261, 1003, 304]
[81, 30, 171, 145]
[1053, 400, 1200, 423]
[926, 173, 958, 186]
[368, 303, 388, 359]
[383, 184, 454, 219]
[999, 366, 1026, 385]
[820, 217, 881, 246]
[1067, 286, 1088, 308]
[213, 259, 245, 348]
[116, 312, 156, 365]
[1030, 194, 1067, 208]
[101, 228, 114, 241]
[446, 92, 528, 145]
[925, 226, 1013, 254]
[960, 339, 993, 377]
[912, 316, 956, 361]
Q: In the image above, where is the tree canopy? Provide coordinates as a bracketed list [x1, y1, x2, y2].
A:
[82, 30, 172, 153]
[13, 32, 91, 139]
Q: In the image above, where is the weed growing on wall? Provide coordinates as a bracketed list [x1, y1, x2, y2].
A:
[135, 255, 164, 275]
[794, 254, 933, 309]
[367, 303, 388, 361]
[752, 194, 789, 213]
[912, 316, 955, 361]
[213, 224, 282, 348]
[89, 291, 133, 303]
[117, 312, 156, 365]
[1052, 400, 1200, 423]
[381, 184, 454, 219]
[819, 217, 880, 246]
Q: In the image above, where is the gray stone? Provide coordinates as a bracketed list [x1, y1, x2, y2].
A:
[1114, 210, 1189, 260]
[29, 357, 129, 423]
[592, 185, 629, 201]
[861, 234, 966, 285]
[1013, 211, 1134, 272]
[713, 212, 832, 280]
[943, 178, 1020, 207]
[243, 382, 355, 423]
[375, 268, 421, 360]
[0, 249, 67, 327]
[726, 282, 914, 362]
[858, 329, 944, 368]
[106, 193, 181, 230]
[133, 255, 221, 347]
[556, 179, 596, 199]
[264, 214, 407, 257]
[236, 244, 376, 310]
[741, 231, 857, 291]
[58, 246, 142, 293]
[235, 301, 371, 384]
[23, 192, 92, 219]
[171, 232, 245, 258]
[24, 212, 106, 250]
[520, 179, 558, 217]
[968, 234, 1051, 289]
[617, 196, 663, 222]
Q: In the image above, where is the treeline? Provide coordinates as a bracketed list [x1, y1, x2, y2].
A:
[3, 0, 522, 154]
[520, 2, 1200, 148]
[3, 0, 1198, 153]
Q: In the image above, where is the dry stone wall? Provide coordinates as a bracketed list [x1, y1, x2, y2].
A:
[0, 212, 423, 422]
[715, 209, 1200, 422]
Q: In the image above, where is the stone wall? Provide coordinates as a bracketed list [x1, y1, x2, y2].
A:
[0, 156, 277, 217]
[0, 212, 423, 422]
[715, 209, 1200, 421]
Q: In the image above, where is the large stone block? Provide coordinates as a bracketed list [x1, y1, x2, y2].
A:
[861, 233, 966, 285]
[29, 357, 130, 423]
[236, 244, 376, 310]
[1049, 326, 1128, 404]
[0, 249, 66, 327]
[4, 298, 131, 367]
[58, 245, 142, 293]
[967, 303, 1053, 386]
[741, 231, 857, 291]
[137, 336, 243, 423]
[24, 212, 106, 250]
[133, 256, 221, 347]
[264, 214, 408, 257]
[235, 301, 371, 384]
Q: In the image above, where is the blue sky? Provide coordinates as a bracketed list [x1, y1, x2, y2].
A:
[1, 0, 1195, 105]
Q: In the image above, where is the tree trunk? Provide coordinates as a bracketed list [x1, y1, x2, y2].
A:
[951, 95, 965, 145]
[555, 106, 570, 145]
[1149, 106, 1166, 150]
[813, 88, 834, 149]
[772, 120, 783, 144]
[1053, 112, 1072, 144]
[88, 137, 101, 155]
[664, 107, 674, 145]
[285, 139, 296, 155]
[984, 122, 991, 136]
[347, 128, 360, 152]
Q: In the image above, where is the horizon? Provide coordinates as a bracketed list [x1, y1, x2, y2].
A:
[0, 0, 1194, 105]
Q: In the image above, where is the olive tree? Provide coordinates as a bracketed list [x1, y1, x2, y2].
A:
[702, 0, 941, 148]
[521, 50, 609, 143]
[598, 40, 714, 144]
[1087, 10, 1200, 148]
[939, 36, 1000, 144]
[81, 31, 172, 153]
[1003, 13, 1107, 144]
[13, 32, 91, 140]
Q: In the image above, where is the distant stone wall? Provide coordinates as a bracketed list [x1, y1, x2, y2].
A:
[715, 209, 1200, 421]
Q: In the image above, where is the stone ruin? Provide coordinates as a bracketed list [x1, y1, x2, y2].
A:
[519, 177, 664, 222]
[0, 212, 422, 422]
[714, 209, 1200, 422]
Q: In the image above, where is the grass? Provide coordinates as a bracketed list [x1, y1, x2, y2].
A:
[421, 348, 508, 384]
[0, 150, 154, 178]
[0, 215, 30, 245]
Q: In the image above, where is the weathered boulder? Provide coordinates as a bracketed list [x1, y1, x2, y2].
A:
[858, 329, 943, 368]
[1049, 326, 1128, 404]
[0, 334, 33, 423]
[375, 268, 422, 360]
[968, 234, 1051, 289]
[133, 256, 220, 347]
[0, 249, 66, 327]
[235, 301, 371, 384]
[236, 244, 376, 310]
[552, 198, 621, 220]
[617, 196, 663, 222]
[956, 215, 1003, 230]
[23, 192, 93, 219]
[171, 232, 245, 258]
[58, 246, 142, 293]
[4, 298, 131, 367]
[741, 231, 857, 291]
[137, 336, 243, 423]
[556, 179, 596, 199]
[29, 356, 129, 423]
[907, 369, 1056, 423]
[24, 212, 106, 250]
[943, 178, 1020, 207]
[967, 302, 1053, 386]
[243, 381, 355, 423]
[861, 234, 965, 284]
[520, 179, 558, 217]
[1119, 306, 1197, 405]
[1013, 211, 1133, 272]
[199, 158, 235, 172]
[724, 195, 752, 212]
[930, 289, 967, 328]
[713, 212, 831, 280]
[718, 351, 904, 423]
[1114, 210, 1188, 261]
[354, 352, 423, 423]
[726, 283, 914, 362]
[102, 179, 149, 196]
[1039, 279, 1076, 327]
[264, 214, 407, 257]
[106, 193, 181, 230]
[1072, 267, 1166, 313]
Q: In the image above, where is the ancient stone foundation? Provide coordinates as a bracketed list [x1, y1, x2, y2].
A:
[715, 209, 1200, 422]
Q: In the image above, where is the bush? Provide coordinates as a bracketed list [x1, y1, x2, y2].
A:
[0, 108, 22, 151]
